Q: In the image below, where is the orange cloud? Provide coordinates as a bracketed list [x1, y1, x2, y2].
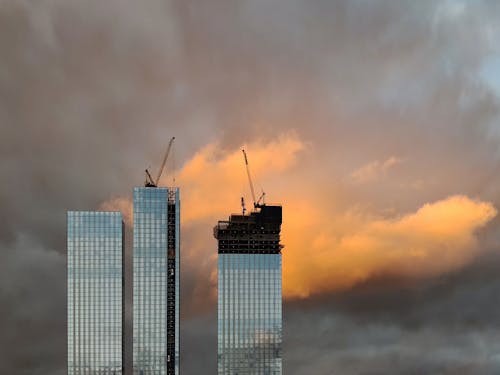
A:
[99, 134, 497, 301]
[165, 132, 305, 226]
[350, 156, 404, 183]
[283, 195, 497, 298]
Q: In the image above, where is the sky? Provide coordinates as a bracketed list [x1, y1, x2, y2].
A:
[2, 0, 500, 374]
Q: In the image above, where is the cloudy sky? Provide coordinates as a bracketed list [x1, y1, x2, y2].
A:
[2, 0, 500, 374]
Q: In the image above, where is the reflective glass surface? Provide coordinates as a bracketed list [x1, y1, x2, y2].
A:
[133, 187, 180, 375]
[67, 211, 124, 374]
[218, 254, 282, 375]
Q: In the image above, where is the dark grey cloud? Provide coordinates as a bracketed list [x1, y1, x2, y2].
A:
[284, 252, 500, 374]
[2, 0, 500, 374]
[0, 235, 66, 374]
[174, 253, 500, 374]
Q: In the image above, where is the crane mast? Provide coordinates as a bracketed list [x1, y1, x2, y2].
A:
[155, 136, 175, 186]
[145, 136, 175, 187]
[242, 149, 264, 210]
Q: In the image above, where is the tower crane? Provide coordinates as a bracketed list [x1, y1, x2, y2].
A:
[145, 136, 175, 187]
[242, 149, 265, 210]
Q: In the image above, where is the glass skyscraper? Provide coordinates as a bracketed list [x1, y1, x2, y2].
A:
[67, 211, 124, 374]
[133, 187, 180, 375]
[215, 205, 283, 375]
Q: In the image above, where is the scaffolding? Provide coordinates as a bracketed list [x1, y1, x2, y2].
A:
[214, 205, 282, 254]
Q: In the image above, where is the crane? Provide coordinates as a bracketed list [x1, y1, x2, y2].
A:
[145, 136, 175, 187]
[242, 149, 265, 210]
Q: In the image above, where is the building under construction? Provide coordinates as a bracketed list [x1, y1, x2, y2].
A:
[215, 150, 283, 374]
[133, 187, 179, 375]
[214, 205, 282, 254]
[133, 137, 180, 375]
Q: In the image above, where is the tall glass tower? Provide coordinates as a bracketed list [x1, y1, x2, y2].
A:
[67, 211, 124, 374]
[133, 187, 180, 375]
[214, 205, 283, 375]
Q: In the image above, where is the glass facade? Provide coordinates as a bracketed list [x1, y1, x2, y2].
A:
[67, 211, 124, 374]
[215, 205, 283, 375]
[133, 187, 180, 375]
[218, 254, 282, 374]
